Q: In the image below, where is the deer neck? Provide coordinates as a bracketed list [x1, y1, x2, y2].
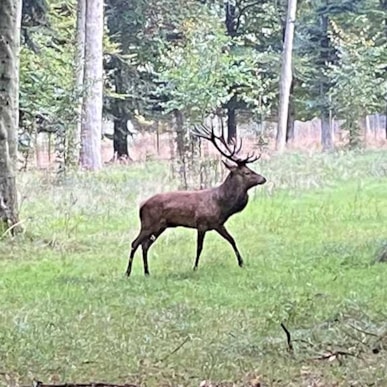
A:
[216, 173, 249, 217]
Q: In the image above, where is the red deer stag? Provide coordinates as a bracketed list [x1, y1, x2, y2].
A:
[126, 123, 266, 276]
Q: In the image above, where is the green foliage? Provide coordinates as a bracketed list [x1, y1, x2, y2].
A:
[156, 13, 277, 120]
[328, 17, 386, 146]
[20, 0, 76, 123]
[1, 151, 387, 385]
[18, 0, 387, 152]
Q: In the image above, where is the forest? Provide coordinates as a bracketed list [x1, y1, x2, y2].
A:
[0, 0, 387, 386]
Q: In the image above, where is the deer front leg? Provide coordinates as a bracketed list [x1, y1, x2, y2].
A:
[193, 230, 206, 270]
[215, 225, 244, 267]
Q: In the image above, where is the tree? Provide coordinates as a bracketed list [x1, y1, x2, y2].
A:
[276, 0, 297, 152]
[379, 0, 387, 139]
[221, 0, 281, 142]
[295, 0, 365, 150]
[328, 6, 386, 147]
[0, 0, 22, 232]
[19, 0, 78, 172]
[80, 0, 104, 170]
[73, 0, 86, 165]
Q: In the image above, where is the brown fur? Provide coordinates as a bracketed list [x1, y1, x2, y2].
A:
[126, 159, 266, 276]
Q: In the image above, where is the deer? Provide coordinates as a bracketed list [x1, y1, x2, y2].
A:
[126, 122, 267, 277]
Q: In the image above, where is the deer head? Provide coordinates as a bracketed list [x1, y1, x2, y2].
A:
[192, 120, 266, 189]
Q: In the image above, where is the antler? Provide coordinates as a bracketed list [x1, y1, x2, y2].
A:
[192, 118, 260, 165]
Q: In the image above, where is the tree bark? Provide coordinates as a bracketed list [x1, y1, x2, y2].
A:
[224, 1, 239, 144]
[0, 0, 21, 231]
[319, 12, 334, 151]
[276, 0, 297, 152]
[80, 0, 103, 170]
[112, 62, 130, 158]
[73, 0, 86, 165]
[113, 119, 129, 158]
[226, 95, 237, 144]
[383, 0, 387, 139]
[385, 104, 387, 140]
[321, 112, 333, 151]
[286, 79, 295, 143]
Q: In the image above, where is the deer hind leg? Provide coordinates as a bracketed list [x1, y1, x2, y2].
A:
[141, 228, 166, 276]
[215, 225, 244, 267]
[193, 230, 206, 271]
[126, 229, 151, 277]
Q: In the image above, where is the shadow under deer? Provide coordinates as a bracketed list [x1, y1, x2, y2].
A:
[126, 122, 267, 276]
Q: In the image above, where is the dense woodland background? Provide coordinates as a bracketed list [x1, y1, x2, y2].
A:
[17, 0, 387, 174]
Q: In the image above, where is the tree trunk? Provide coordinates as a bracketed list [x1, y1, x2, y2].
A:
[321, 111, 333, 151]
[385, 104, 387, 140]
[319, 12, 334, 151]
[80, 0, 103, 170]
[112, 62, 130, 158]
[380, 0, 387, 138]
[286, 102, 295, 143]
[174, 109, 188, 189]
[226, 95, 237, 144]
[286, 79, 295, 143]
[224, 2, 239, 144]
[276, 0, 297, 152]
[113, 119, 129, 158]
[0, 0, 21, 231]
[73, 0, 86, 165]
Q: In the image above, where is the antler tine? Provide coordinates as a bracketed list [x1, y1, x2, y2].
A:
[216, 117, 243, 161]
[193, 120, 243, 163]
[193, 122, 237, 162]
[236, 152, 261, 165]
[192, 124, 211, 140]
[233, 136, 243, 155]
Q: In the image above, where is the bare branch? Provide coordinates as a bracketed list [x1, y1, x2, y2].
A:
[281, 322, 294, 353]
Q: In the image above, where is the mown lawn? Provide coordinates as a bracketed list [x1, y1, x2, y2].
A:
[1, 150, 387, 386]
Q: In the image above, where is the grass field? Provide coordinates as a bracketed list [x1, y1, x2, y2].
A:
[1, 150, 387, 386]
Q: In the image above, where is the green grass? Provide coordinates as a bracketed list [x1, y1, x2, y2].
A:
[1, 150, 387, 386]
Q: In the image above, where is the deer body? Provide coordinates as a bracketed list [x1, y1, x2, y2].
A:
[126, 123, 266, 277]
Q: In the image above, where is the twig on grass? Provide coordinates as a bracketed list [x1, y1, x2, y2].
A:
[280, 322, 294, 353]
[347, 323, 379, 337]
[159, 336, 190, 362]
[312, 350, 359, 366]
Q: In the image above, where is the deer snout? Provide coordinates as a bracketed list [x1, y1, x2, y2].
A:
[258, 176, 267, 185]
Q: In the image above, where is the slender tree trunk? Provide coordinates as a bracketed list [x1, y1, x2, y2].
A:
[174, 109, 188, 189]
[385, 104, 387, 140]
[113, 119, 129, 158]
[224, 1, 239, 144]
[11, 0, 21, 163]
[321, 112, 333, 151]
[286, 79, 295, 143]
[319, 12, 334, 151]
[226, 95, 237, 144]
[380, 0, 387, 139]
[286, 104, 295, 143]
[73, 0, 86, 165]
[276, 0, 297, 152]
[0, 0, 21, 231]
[80, 0, 103, 170]
[112, 63, 130, 158]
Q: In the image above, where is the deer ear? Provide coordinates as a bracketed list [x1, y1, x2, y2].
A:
[222, 160, 237, 171]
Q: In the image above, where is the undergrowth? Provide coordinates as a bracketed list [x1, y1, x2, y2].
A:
[1, 150, 387, 386]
